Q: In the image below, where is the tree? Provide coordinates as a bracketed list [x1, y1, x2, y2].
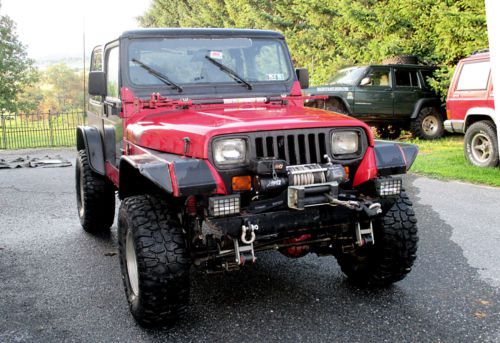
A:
[0, 2, 38, 113]
[138, 0, 488, 99]
[35, 63, 84, 113]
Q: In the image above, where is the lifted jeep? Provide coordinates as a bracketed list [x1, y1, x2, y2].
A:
[76, 28, 419, 327]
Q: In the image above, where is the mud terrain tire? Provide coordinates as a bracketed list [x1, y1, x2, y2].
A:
[75, 149, 115, 232]
[118, 194, 190, 327]
[382, 55, 418, 65]
[335, 192, 418, 286]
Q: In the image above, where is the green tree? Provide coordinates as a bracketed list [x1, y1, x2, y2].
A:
[36, 63, 84, 113]
[0, 2, 38, 113]
[139, 0, 488, 99]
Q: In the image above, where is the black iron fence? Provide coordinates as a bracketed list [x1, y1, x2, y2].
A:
[0, 111, 86, 150]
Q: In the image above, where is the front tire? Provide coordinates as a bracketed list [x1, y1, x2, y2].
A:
[75, 149, 115, 233]
[376, 125, 402, 140]
[335, 192, 418, 286]
[118, 194, 190, 327]
[410, 107, 444, 140]
[464, 121, 499, 167]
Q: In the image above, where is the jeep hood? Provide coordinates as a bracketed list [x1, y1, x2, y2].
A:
[126, 105, 371, 159]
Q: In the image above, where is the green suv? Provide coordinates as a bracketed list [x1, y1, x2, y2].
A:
[304, 65, 444, 139]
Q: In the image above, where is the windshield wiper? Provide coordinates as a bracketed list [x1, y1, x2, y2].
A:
[205, 55, 253, 90]
[131, 58, 183, 93]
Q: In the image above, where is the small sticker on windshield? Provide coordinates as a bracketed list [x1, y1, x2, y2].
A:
[209, 51, 223, 60]
[266, 73, 285, 81]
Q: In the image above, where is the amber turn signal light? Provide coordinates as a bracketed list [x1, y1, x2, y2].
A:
[232, 175, 252, 191]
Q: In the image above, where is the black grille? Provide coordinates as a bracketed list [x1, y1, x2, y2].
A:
[250, 129, 331, 165]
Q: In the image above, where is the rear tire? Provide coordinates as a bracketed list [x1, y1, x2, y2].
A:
[118, 194, 190, 327]
[75, 150, 115, 233]
[410, 107, 444, 140]
[335, 192, 418, 286]
[464, 121, 499, 167]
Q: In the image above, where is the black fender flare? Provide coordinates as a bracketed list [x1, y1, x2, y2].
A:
[118, 153, 218, 199]
[76, 126, 105, 175]
[411, 98, 442, 119]
[373, 140, 419, 175]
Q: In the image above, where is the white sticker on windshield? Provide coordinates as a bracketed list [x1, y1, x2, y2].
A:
[209, 51, 223, 60]
[266, 73, 285, 81]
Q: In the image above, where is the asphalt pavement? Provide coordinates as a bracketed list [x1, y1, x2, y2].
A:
[0, 148, 499, 343]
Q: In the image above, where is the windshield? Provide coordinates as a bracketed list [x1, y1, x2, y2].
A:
[328, 67, 367, 85]
[127, 38, 292, 87]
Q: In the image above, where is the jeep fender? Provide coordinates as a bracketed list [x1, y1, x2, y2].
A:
[411, 98, 442, 119]
[76, 126, 105, 175]
[464, 107, 496, 130]
[118, 153, 221, 199]
[353, 140, 418, 187]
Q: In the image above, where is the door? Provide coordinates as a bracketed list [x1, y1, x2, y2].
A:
[393, 68, 421, 119]
[353, 67, 393, 120]
[102, 44, 123, 166]
[87, 46, 104, 128]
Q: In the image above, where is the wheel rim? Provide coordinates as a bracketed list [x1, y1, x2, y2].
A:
[471, 133, 492, 163]
[422, 115, 439, 136]
[125, 230, 140, 297]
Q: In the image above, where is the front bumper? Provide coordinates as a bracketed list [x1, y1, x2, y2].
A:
[206, 205, 354, 238]
[444, 119, 465, 133]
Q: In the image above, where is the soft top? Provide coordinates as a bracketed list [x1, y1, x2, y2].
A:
[120, 28, 284, 39]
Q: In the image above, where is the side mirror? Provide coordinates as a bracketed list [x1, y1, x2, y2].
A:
[295, 68, 309, 89]
[359, 77, 371, 86]
[88, 71, 107, 97]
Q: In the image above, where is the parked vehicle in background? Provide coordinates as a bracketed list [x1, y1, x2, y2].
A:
[304, 64, 444, 140]
[445, 50, 498, 167]
[76, 28, 420, 326]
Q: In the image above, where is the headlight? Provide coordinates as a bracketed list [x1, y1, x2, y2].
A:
[331, 131, 359, 155]
[213, 138, 247, 166]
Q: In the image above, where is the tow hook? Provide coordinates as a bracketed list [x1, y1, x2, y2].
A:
[234, 222, 259, 265]
[356, 221, 375, 246]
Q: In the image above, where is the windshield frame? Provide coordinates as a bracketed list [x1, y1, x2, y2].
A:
[121, 36, 296, 99]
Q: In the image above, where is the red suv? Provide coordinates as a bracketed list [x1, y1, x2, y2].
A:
[445, 51, 498, 167]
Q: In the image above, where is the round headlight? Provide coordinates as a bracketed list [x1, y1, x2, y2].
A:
[331, 131, 359, 155]
[213, 138, 247, 166]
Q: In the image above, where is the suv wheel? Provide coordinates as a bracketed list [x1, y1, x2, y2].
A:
[335, 192, 418, 286]
[376, 125, 402, 140]
[325, 98, 348, 114]
[76, 150, 115, 233]
[118, 194, 190, 327]
[464, 121, 499, 167]
[410, 107, 444, 140]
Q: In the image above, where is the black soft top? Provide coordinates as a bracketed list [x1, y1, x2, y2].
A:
[120, 28, 284, 39]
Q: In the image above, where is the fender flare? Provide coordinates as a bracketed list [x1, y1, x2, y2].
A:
[411, 98, 442, 119]
[76, 126, 105, 175]
[118, 153, 218, 199]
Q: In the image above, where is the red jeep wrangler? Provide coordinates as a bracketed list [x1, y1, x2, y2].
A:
[445, 51, 498, 167]
[76, 29, 419, 326]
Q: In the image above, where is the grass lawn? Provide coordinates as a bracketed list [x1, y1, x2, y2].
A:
[406, 135, 500, 187]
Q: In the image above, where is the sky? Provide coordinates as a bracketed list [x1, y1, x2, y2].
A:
[1, 0, 151, 61]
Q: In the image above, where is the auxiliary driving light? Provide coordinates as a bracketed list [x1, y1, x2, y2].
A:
[376, 178, 402, 197]
[208, 194, 241, 217]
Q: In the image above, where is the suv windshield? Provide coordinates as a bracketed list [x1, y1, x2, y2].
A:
[328, 67, 367, 85]
[127, 38, 291, 87]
